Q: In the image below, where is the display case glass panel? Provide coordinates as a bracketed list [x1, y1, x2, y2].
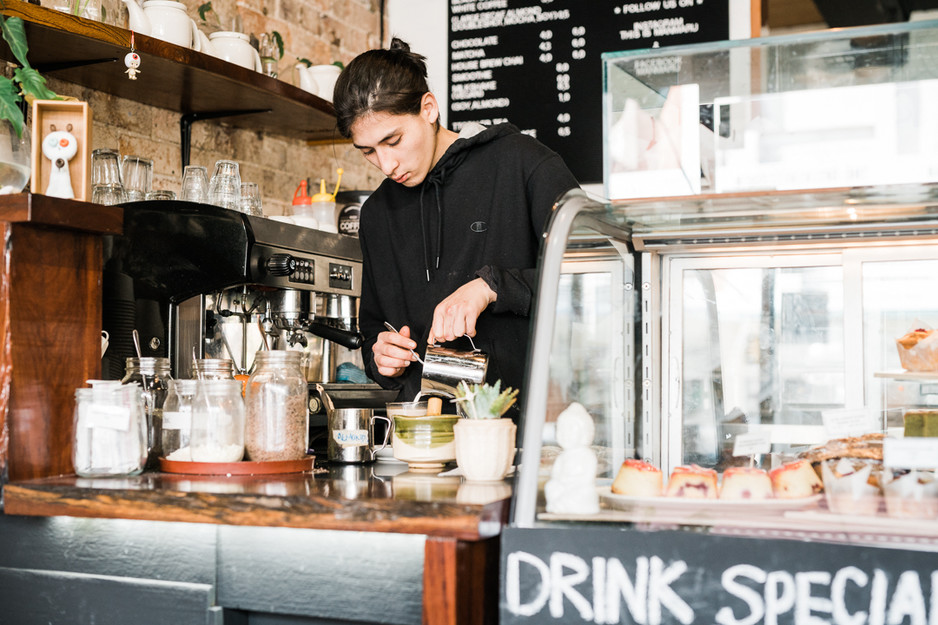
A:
[603, 20, 938, 199]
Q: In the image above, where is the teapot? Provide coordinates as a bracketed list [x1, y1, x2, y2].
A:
[122, 0, 202, 50]
[208, 31, 263, 72]
[295, 63, 342, 102]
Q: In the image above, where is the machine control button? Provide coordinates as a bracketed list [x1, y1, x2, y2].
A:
[266, 254, 296, 276]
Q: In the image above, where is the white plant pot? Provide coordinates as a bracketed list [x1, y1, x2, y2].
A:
[453, 418, 516, 482]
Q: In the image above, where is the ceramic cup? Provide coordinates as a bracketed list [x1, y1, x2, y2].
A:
[388, 401, 457, 471]
[208, 31, 262, 71]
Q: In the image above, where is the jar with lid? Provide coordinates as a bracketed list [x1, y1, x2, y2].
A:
[194, 358, 236, 380]
[73, 381, 147, 477]
[162, 379, 197, 461]
[190, 379, 245, 462]
[121, 356, 173, 469]
[244, 350, 309, 461]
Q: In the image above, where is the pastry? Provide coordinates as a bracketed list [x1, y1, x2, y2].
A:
[884, 470, 938, 518]
[896, 327, 938, 371]
[821, 459, 881, 515]
[611, 459, 663, 497]
[770, 459, 823, 498]
[799, 433, 884, 464]
[665, 464, 718, 498]
[720, 467, 773, 500]
[903, 410, 938, 437]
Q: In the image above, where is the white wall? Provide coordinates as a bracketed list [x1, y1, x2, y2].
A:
[387, 0, 449, 125]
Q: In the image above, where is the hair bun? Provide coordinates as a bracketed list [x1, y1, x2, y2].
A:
[388, 37, 411, 54]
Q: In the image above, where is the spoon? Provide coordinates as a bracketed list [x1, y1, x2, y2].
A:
[132, 329, 143, 358]
[383, 321, 424, 365]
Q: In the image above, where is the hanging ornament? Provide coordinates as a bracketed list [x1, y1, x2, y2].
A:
[125, 31, 141, 80]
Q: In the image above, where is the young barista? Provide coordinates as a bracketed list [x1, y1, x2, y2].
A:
[333, 38, 579, 409]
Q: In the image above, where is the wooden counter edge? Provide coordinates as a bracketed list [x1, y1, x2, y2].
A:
[2, 481, 508, 541]
[0, 193, 122, 234]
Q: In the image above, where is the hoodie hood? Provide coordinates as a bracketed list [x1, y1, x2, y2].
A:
[417, 122, 521, 281]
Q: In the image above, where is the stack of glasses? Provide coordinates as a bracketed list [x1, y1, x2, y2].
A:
[91, 149, 126, 205]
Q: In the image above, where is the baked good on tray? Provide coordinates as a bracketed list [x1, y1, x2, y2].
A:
[799, 432, 884, 464]
[903, 409, 938, 437]
[611, 459, 663, 497]
[719, 466, 773, 500]
[820, 458, 881, 515]
[769, 459, 823, 498]
[896, 327, 938, 371]
[665, 464, 718, 498]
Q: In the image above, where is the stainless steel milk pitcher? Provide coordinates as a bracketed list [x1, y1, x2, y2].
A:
[420, 335, 488, 398]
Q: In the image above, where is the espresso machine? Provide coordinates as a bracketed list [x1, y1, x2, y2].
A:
[102, 201, 395, 439]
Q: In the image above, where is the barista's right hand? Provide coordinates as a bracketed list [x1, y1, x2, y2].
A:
[374, 325, 418, 378]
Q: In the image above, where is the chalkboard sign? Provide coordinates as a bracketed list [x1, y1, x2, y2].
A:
[501, 526, 938, 624]
[448, 0, 730, 183]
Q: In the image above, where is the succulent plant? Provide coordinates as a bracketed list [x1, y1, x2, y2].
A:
[453, 380, 518, 419]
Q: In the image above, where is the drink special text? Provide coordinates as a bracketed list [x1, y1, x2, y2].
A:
[505, 551, 938, 625]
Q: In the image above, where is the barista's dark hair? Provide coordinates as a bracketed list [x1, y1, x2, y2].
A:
[333, 37, 431, 139]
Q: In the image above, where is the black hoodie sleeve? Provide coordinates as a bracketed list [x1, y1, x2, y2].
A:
[476, 151, 578, 316]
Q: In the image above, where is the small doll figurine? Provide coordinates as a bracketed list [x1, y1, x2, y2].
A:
[125, 51, 141, 80]
[42, 123, 78, 199]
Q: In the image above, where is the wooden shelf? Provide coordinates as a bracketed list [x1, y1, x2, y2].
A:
[0, 1, 338, 142]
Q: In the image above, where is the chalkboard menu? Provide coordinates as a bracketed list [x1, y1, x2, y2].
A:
[448, 0, 730, 183]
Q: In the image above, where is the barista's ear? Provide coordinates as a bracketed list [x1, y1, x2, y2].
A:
[421, 92, 440, 126]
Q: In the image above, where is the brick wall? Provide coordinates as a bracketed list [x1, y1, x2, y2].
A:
[36, 0, 385, 216]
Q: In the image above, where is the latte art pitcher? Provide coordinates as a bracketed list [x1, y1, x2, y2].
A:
[420, 335, 488, 398]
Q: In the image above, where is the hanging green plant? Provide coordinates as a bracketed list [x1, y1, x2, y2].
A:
[0, 15, 59, 137]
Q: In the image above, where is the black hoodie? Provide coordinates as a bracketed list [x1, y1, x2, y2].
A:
[357, 122, 579, 404]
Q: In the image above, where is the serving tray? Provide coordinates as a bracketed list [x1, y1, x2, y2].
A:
[160, 456, 315, 475]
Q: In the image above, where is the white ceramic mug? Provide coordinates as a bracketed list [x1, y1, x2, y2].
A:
[208, 31, 262, 71]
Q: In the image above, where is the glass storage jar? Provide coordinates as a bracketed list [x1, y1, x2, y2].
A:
[244, 350, 309, 461]
[194, 358, 236, 380]
[73, 381, 147, 477]
[190, 379, 245, 462]
[121, 356, 173, 469]
[162, 379, 197, 461]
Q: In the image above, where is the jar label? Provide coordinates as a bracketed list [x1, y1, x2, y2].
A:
[82, 403, 132, 431]
[162, 410, 191, 429]
[333, 429, 368, 447]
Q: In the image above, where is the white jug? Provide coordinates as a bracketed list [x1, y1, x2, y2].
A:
[122, 0, 201, 50]
[295, 63, 341, 102]
[208, 31, 262, 72]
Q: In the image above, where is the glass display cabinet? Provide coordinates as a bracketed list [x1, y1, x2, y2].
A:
[502, 25, 938, 625]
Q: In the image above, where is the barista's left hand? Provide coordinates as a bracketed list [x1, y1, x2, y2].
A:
[428, 278, 496, 344]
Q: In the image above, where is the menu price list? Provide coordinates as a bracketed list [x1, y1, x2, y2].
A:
[448, 0, 729, 183]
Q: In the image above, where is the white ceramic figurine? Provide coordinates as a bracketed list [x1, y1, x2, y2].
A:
[42, 124, 78, 199]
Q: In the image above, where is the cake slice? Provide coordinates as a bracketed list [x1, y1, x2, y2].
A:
[665, 464, 718, 498]
[770, 459, 823, 498]
[720, 467, 773, 500]
[611, 459, 663, 497]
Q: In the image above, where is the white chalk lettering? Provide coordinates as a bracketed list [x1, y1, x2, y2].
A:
[831, 566, 869, 625]
[505, 551, 550, 616]
[550, 552, 593, 620]
[887, 571, 927, 625]
[795, 571, 833, 625]
[765, 571, 796, 625]
[716, 564, 766, 625]
[870, 569, 888, 625]
[649, 556, 694, 625]
[605, 555, 648, 624]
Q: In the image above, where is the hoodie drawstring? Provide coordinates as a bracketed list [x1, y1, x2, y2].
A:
[419, 171, 445, 282]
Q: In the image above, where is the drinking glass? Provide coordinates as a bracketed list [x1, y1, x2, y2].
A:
[92, 148, 123, 186]
[121, 155, 153, 202]
[240, 182, 262, 216]
[208, 159, 241, 210]
[145, 189, 176, 200]
[181, 165, 208, 203]
[91, 185, 126, 205]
